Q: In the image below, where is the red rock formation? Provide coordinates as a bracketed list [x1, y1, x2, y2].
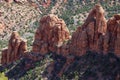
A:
[70, 4, 107, 56]
[103, 14, 120, 57]
[32, 4, 120, 58]
[32, 14, 70, 55]
[1, 3, 120, 69]
[1, 31, 27, 65]
[69, 4, 120, 57]
[55, 5, 120, 77]
[1, 49, 8, 65]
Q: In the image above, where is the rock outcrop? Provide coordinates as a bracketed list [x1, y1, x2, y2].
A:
[69, 4, 120, 57]
[1, 4, 120, 80]
[1, 4, 120, 66]
[32, 14, 70, 56]
[103, 14, 120, 57]
[1, 31, 27, 65]
[70, 4, 107, 56]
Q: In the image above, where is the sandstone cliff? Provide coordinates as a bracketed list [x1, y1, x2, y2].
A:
[70, 4, 120, 57]
[70, 4, 107, 56]
[32, 14, 70, 56]
[1, 31, 27, 65]
[1, 4, 120, 79]
[1, 4, 120, 65]
[103, 14, 120, 57]
[58, 4, 120, 77]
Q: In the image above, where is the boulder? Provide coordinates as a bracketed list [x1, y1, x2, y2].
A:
[69, 4, 120, 58]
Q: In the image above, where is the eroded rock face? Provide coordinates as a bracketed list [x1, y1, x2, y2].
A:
[103, 14, 120, 57]
[1, 31, 27, 65]
[70, 4, 107, 56]
[70, 4, 120, 57]
[32, 14, 70, 55]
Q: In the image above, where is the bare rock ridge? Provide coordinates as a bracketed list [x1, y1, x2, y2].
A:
[0, 4, 120, 79]
[1, 31, 27, 65]
[32, 14, 70, 56]
[70, 4, 107, 56]
[0, 4, 120, 71]
[104, 14, 120, 57]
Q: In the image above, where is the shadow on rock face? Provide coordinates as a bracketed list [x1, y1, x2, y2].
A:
[1, 52, 120, 80]
[62, 52, 120, 80]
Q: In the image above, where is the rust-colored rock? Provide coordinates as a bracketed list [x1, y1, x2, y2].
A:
[103, 14, 120, 57]
[1, 31, 27, 65]
[83, 4, 107, 35]
[58, 5, 120, 78]
[70, 4, 107, 56]
[32, 4, 120, 58]
[32, 14, 70, 55]
[1, 49, 8, 65]
[69, 4, 120, 57]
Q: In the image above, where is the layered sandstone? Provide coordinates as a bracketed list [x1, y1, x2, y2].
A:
[70, 4, 120, 57]
[32, 14, 70, 55]
[1, 31, 27, 65]
[32, 4, 120, 56]
[70, 4, 107, 56]
[103, 14, 120, 57]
